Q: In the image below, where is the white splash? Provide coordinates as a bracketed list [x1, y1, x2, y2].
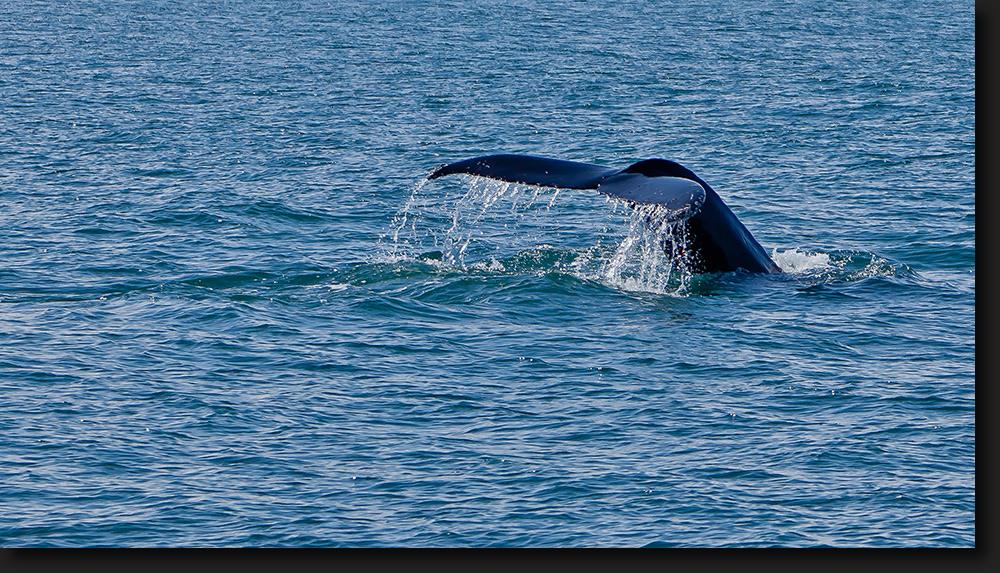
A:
[597, 203, 695, 296]
[379, 177, 429, 263]
[469, 256, 507, 273]
[847, 253, 898, 281]
[771, 247, 831, 273]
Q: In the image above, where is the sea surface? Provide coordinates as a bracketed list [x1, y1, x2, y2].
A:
[0, 0, 975, 547]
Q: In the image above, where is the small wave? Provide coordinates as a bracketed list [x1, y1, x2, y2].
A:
[236, 200, 328, 223]
[775, 247, 918, 294]
[772, 246, 917, 284]
[841, 252, 912, 282]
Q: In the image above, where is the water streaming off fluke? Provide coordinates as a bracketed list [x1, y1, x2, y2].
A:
[380, 176, 700, 295]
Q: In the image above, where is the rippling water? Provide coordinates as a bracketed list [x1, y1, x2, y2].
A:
[0, 0, 975, 547]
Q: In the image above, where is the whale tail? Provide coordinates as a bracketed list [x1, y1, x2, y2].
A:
[428, 154, 781, 274]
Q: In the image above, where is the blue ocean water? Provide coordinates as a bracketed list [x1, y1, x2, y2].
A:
[0, 0, 975, 547]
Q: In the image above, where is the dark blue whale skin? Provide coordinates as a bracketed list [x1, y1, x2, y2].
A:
[428, 154, 781, 274]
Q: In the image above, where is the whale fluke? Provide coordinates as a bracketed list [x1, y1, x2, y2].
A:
[428, 154, 781, 274]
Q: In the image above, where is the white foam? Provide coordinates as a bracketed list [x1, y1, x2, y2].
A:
[469, 257, 506, 273]
[771, 248, 831, 273]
